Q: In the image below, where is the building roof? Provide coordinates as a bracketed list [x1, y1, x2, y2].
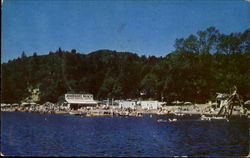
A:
[1, 104, 9, 107]
[140, 101, 158, 103]
[216, 93, 229, 99]
[244, 100, 250, 105]
[171, 101, 184, 105]
[65, 93, 97, 104]
[65, 100, 98, 104]
[184, 102, 192, 105]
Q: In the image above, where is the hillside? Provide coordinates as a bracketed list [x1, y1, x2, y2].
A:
[2, 27, 250, 104]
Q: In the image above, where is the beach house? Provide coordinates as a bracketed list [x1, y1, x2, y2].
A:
[65, 94, 98, 110]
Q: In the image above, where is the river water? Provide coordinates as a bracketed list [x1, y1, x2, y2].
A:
[1, 112, 249, 156]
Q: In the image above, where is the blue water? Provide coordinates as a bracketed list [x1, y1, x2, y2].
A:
[1, 112, 249, 156]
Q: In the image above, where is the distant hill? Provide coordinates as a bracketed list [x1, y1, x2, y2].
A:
[2, 27, 250, 104]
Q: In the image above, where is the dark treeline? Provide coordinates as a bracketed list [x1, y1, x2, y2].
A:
[2, 27, 250, 104]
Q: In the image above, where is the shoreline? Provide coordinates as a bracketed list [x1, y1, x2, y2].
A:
[1, 105, 249, 119]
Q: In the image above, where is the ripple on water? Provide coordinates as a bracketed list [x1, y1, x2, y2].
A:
[1, 112, 249, 156]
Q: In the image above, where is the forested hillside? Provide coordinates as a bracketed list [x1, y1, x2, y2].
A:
[2, 27, 250, 104]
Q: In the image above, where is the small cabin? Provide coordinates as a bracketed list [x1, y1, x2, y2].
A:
[119, 101, 136, 109]
[140, 101, 159, 110]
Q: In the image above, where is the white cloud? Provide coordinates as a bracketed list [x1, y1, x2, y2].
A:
[245, 0, 250, 2]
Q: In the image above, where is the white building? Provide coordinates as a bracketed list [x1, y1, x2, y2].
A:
[140, 101, 160, 110]
[119, 101, 136, 109]
[65, 94, 98, 109]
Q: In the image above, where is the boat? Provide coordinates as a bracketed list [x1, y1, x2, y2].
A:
[201, 115, 212, 121]
[201, 115, 228, 121]
[69, 111, 82, 115]
[211, 116, 227, 120]
[157, 118, 177, 122]
[55, 111, 68, 114]
[175, 113, 184, 116]
[168, 118, 177, 122]
[157, 119, 168, 122]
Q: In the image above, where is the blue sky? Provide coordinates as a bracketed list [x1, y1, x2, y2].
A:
[2, 0, 250, 62]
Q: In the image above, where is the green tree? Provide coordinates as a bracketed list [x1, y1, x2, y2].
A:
[21, 51, 27, 58]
